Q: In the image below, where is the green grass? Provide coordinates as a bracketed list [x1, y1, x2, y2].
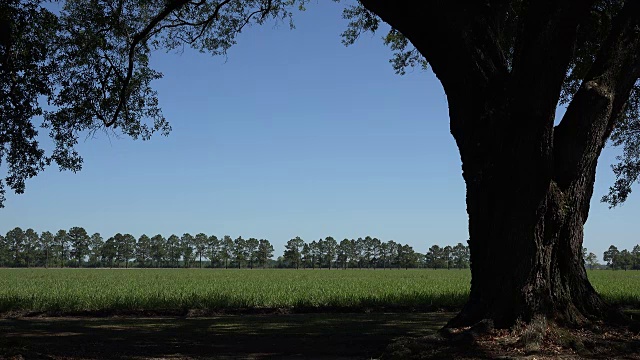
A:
[587, 269, 640, 306]
[0, 268, 470, 313]
[0, 268, 638, 314]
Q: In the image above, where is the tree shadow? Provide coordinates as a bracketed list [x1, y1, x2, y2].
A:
[0, 312, 451, 359]
[383, 310, 640, 360]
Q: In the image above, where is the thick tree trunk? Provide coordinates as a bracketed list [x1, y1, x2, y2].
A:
[357, 0, 640, 329]
[353, 0, 623, 328]
[447, 159, 607, 328]
[442, 61, 615, 328]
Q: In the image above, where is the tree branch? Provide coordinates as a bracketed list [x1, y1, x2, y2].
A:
[358, 0, 512, 153]
[107, 0, 192, 127]
[107, 0, 271, 128]
[508, 0, 595, 132]
[358, 1, 507, 99]
[147, 0, 233, 44]
[554, 1, 640, 190]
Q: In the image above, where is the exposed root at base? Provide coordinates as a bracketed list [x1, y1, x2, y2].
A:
[383, 317, 640, 359]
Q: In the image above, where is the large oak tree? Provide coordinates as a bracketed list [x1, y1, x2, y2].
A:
[350, 0, 640, 328]
[2, 0, 640, 328]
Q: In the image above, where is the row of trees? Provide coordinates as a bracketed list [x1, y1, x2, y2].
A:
[281, 236, 470, 270]
[580, 246, 640, 270]
[0, 227, 471, 269]
[602, 245, 640, 270]
[4, 227, 639, 271]
[0, 227, 274, 269]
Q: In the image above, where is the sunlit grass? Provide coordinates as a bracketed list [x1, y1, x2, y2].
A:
[0, 269, 637, 313]
[587, 270, 640, 306]
[0, 268, 470, 313]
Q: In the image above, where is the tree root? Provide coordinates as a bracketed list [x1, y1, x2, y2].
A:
[383, 314, 640, 360]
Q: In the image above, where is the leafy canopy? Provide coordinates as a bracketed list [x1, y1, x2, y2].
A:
[0, 0, 303, 207]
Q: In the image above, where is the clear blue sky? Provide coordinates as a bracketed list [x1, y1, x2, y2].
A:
[1, 1, 638, 259]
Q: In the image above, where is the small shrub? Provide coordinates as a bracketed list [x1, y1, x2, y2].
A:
[516, 315, 547, 353]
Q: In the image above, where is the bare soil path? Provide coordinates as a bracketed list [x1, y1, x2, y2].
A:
[0, 312, 452, 359]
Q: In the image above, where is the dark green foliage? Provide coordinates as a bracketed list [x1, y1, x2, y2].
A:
[603, 244, 640, 270]
[39, 231, 54, 267]
[120, 234, 136, 268]
[150, 234, 166, 267]
[0, 235, 8, 266]
[135, 234, 151, 267]
[207, 235, 220, 268]
[301, 243, 310, 268]
[221, 235, 233, 269]
[398, 244, 418, 269]
[617, 249, 633, 270]
[232, 236, 247, 269]
[180, 233, 195, 268]
[284, 236, 304, 269]
[194, 233, 208, 268]
[452, 242, 470, 269]
[340, 2, 426, 75]
[166, 234, 181, 267]
[16, 222, 640, 275]
[256, 238, 274, 268]
[425, 245, 444, 270]
[585, 251, 599, 270]
[5, 227, 26, 267]
[67, 226, 89, 267]
[105, 233, 136, 268]
[23, 228, 39, 267]
[101, 235, 117, 267]
[88, 232, 103, 267]
[0, 0, 306, 207]
[323, 236, 338, 269]
[53, 229, 69, 267]
[0, 1, 58, 206]
[603, 245, 620, 269]
[13, 225, 640, 272]
[245, 237, 259, 269]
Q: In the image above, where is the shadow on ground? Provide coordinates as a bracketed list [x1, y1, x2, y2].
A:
[0, 312, 452, 359]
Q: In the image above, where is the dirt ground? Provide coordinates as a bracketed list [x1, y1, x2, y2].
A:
[3, 311, 640, 359]
[0, 312, 451, 359]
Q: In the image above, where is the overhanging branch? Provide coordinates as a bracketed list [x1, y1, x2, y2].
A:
[107, 0, 192, 128]
[358, 1, 508, 95]
[553, 1, 640, 190]
[106, 0, 275, 129]
[357, 0, 510, 146]
[507, 0, 595, 131]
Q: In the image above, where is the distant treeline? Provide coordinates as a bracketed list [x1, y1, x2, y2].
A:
[0, 227, 472, 269]
[598, 245, 640, 270]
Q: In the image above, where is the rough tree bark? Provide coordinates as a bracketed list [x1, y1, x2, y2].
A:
[359, 0, 640, 327]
